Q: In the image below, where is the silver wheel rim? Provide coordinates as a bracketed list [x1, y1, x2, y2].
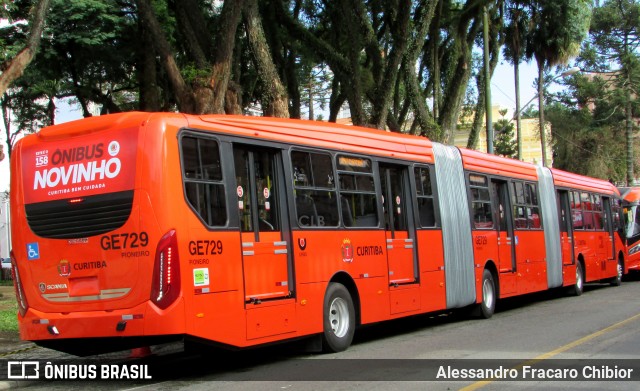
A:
[329, 297, 350, 338]
[576, 266, 583, 290]
[617, 261, 623, 281]
[483, 278, 494, 310]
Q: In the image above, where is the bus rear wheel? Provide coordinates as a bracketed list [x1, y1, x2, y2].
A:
[571, 262, 584, 296]
[478, 269, 496, 319]
[322, 282, 355, 353]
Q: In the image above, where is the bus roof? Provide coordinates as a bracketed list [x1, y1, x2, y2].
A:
[34, 112, 169, 141]
[458, 148, 539, 181]
[622, 187, 640, 203]
[550, 168, 618, 195]
[189, 115, 436, 163]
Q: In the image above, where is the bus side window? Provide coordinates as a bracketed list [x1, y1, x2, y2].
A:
[341, 195, 354, 227]
[181, 135, 227, 227]
[593, 194, 603, 230]
[572, 191, 584, 230]
[296, 193, 318, 227]
[337, 155, 378, 228]
[469, 174, 493, 229]
[291, 150, 338, 228]
[414, 166, 437, 227]
[581, 192, 594, 230]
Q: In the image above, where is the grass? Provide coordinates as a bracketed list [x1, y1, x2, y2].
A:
[0, 300, 18, 333]
[0, 280, 19, 333]
[0, 279, 14, 286]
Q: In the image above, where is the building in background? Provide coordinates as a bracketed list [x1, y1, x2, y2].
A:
[454, 105, 552, 166]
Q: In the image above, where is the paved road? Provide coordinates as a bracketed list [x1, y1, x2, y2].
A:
[4, 275, 640, 390]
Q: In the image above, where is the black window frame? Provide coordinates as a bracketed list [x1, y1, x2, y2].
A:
[290, 148, 339, 228]
[511, 180, 542, 230]
[337, 153, 379, 228]
[414, 165, 439, 228]
[468, 173, 494, 230]
[179, 132, 229, 228]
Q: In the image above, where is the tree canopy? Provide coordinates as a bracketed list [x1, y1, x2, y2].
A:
[0, 0, 638, 184]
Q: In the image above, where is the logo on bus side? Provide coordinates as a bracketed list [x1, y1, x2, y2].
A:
[39, 282, 68, 293]
[298, 238, 307, 251]
[341, 238, 354, 263]
[58, 260, 71, 277]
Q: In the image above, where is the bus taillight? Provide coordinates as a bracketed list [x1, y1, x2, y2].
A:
[151, 230, 181, 309]
[10, 251, 29, 317]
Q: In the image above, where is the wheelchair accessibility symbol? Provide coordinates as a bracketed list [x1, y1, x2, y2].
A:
[27, 243, 40, 260]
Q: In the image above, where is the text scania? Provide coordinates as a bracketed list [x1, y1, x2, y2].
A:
[34, 158, 121, 190]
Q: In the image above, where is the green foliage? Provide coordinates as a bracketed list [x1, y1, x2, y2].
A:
[494, 118, 517, 158]
[547, 102, 627, 182]
[567, 0, 640, 183]
[527, 0, 592, 67]
[181, 63, 212, 85]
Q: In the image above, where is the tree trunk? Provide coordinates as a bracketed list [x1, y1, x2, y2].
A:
[369, 0, 412, 130]
[244, 0, 289, 117]
[467, 75, 486, 150]
[206, 0, 244, 114]
[174, 0, 209, 70]
[626, 81, 634, 185]
[328, 78, 345, 122]
[537, 58, 548, 167]
[1, 97, 12, 159]
[337, 0, 365, 126]
[439, 19, 480, 144]
[0, 0, 51, 96]
[308, 70, 314, 120]
[136, 0, 195, 113]
[483, 6, 493, 154]
[138, 20, 160, 111]
[514, 60, 522, 160]
[401, 0, 439, 138]
[432, 0, 444, 121]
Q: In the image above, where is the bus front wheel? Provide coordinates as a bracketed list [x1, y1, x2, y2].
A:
[610, 259, 623, 286]
[322, 282, 355, 353]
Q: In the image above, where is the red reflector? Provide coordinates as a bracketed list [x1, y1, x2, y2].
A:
[151, 230, 181, 309]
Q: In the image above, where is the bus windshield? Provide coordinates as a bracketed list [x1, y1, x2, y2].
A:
[624, 205, 640, 239]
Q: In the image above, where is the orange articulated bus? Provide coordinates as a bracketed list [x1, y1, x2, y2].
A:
[620, 187, 640, 273]
[9, 112, 626, 355]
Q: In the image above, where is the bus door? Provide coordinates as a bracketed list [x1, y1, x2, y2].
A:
[379, 164, 417, 286]
[234, 145, 291, 302]
[492, 180, 516, 292]
[603, 196, 615, 260]
[558, 190, 576, 266]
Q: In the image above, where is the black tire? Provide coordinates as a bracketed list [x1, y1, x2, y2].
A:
[610, 259, 623, 287]
[570, 262, 584, 296]
[322, 282, 355, 353]
[479, 269, 496, 319]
